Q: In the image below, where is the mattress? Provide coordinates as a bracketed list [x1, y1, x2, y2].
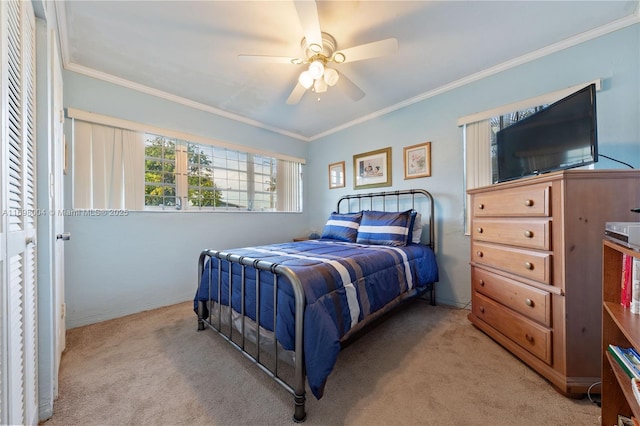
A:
[194, 239, 439, 398]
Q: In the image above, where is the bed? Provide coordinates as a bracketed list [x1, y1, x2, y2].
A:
[194, 189, 439, 422]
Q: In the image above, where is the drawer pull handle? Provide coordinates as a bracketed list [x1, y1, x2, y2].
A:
[525, 334, 535, 343]
[524, 199, 534, 207]
[478, 203, 485, 210]
[476, 251, 483, 258]
[524, 230, 533, 238]
[479, 279, 485, 287]
[525, 298, 534, 307]
[480, 307, 485, 314]
[477, 227, 483, 234]
[524, 261, 533, 270]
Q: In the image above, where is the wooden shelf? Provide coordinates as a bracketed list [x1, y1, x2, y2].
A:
[602, 239, 640, 425]
[604, 302, 640, 350]
[605, 351, 640, 419]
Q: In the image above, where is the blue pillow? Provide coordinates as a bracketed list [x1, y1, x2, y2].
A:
[321, 212, 362, 242]
[356, 210, 412, 246]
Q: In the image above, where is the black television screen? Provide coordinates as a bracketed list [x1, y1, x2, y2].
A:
[496, 83, 598, 183]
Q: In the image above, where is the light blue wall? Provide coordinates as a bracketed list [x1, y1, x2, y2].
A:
[307, 24, 640, 308]
[62, 73, 311, 327]
[63, 23, 639, 327]
[63, 211, 308, 326]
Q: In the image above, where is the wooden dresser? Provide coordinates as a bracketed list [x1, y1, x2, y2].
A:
[467, 169, 640, 396]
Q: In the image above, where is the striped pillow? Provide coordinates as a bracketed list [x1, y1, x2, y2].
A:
[356, 210, 412, 246]
[321, 212, 362, 242]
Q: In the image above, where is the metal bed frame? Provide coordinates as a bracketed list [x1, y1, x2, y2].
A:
[196, 189, 436, 422]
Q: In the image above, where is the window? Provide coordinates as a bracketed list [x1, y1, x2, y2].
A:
[488, 106, 547, 183]
[144, 135, 178, 207]
[70, 111, 304, 212]
[143, 135, 301, 211]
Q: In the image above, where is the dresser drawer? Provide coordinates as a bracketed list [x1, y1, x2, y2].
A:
[473, 184, 550, 217]
[473, 218, 551, 250]
[472, 241, 551, 284]
[472, 267, 551, 326]
[472, 292, 552, 364]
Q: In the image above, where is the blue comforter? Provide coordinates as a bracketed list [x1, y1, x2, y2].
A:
[194, 239, 438, 399]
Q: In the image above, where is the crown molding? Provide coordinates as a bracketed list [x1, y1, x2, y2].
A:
[55, 3, 639, 143]
[308, 12, 640, 140]
[54, 0, 311, 143]
[63, 61, 311, 142]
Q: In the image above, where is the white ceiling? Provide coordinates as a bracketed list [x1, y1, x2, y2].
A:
[56, 1, 640, 141]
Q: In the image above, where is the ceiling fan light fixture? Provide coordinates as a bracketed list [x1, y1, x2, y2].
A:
[314, 78, 328, 93]
[291, 58, 304, 65]
[332, 52, 346, 63]
[308, 60, 324, 79]
[309, 43, 323, 54]
[298, 71, 314, 89]
[324, 68, 339, 86]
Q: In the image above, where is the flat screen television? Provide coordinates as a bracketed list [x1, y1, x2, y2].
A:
[496, 83, 598, 183]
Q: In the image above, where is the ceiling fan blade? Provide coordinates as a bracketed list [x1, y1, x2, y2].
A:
[336, 38, 398, 63]
[286, 82, 307, 105]
[238, 55, 298, 64]
[294, 0, 322, 52]
[337, 72, 365, 102]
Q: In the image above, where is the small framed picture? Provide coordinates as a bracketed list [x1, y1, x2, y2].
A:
[403, 141, 431, 179]
[353, 147, 392, 190]
[328, 161, 345, 189]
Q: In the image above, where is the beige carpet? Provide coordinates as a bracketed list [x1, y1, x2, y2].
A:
[42, 300, 600, 425]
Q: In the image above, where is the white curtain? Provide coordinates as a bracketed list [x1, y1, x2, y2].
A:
[464, 119, 492, 234]
[73, 120, 145, 210]
[276, 159, 302, 212]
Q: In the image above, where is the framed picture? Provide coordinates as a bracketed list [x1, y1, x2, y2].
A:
[403, 141, 431, 179]
[353, 147, 392, 190]
[328, 161, 345, 189]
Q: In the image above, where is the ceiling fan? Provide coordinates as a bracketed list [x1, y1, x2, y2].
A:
[238, 0, 398, 105]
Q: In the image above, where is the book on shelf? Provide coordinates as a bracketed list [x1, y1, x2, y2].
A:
[633, 258, 640, 314]
[618, 414, 635, 426]
[608, 345, 640, 379]
[633, 377, 640, 407]
[622, 253, 632, 308]
[618, 414, 640, 426]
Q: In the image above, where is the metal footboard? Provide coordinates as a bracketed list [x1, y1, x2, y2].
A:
[196, 249, 307, 422]
[196, 189, 437, 422]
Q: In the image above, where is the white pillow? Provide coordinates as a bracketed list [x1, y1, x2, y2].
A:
[412, 212, 423, 244]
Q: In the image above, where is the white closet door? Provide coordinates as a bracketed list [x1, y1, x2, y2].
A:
[1, 0, 38, 424]
[52, 24, 66, 397]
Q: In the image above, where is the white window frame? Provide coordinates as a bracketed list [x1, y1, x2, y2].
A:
[67, 108, 305, 212]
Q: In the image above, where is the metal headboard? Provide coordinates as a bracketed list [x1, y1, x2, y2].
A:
[336, 189, 435, 251]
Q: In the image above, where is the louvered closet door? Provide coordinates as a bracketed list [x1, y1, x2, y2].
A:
[1, 0, 38, 425]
